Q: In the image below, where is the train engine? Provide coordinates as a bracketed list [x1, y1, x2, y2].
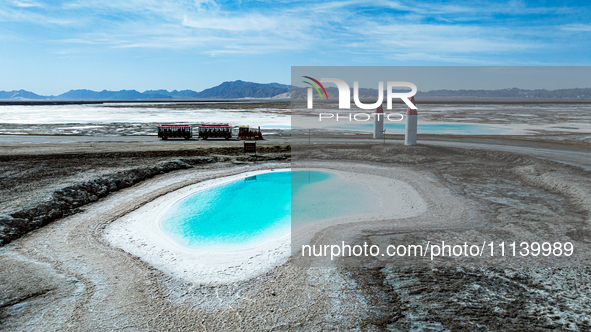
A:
[238, 126, 263, 140]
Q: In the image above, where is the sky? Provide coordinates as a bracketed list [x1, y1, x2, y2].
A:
[1, 0, 590, 95]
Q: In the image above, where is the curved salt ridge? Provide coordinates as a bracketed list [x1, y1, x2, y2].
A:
[105, 168, 427, 285]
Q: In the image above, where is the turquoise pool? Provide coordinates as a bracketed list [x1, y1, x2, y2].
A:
[159, 170, 374, 250]
[326, 122, 510, 135]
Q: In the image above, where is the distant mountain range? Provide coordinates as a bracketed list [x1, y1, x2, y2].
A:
[1, 81, 591, 101]
[420, 87, 591, 99]
[290, 86, 591, 100]
[0, 80, 291, 101]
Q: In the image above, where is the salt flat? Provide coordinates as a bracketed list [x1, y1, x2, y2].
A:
[3, 138, 591, 330]
[2, 99, 591, 330]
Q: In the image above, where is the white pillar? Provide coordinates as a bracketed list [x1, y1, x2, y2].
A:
[405, 114, 417, 145]
[373, 113, 383, 138]
[373, 104, 384, 139]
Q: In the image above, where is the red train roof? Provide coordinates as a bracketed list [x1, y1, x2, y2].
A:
[158, 124, 191, 127]
[200, 124, 231, 127]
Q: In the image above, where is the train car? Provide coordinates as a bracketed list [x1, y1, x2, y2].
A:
[158, 124, 192, 140]
[198, 124, 232, 140]
[238, 126, 264, 140]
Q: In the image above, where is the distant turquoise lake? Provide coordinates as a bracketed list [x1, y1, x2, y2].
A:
[326, 122, 510, 135]
[159, 170, 374, 250]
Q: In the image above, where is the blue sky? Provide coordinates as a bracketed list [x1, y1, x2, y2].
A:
[1, 0, 590, 95]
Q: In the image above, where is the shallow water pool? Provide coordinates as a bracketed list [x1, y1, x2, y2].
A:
[159, 170, 374, 250]
[325, 122, 511, 135]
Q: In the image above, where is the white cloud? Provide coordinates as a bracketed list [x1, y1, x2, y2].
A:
[181, 14, 279, 31]
[561, 24, 591, 32]
[2, 0, 588, 64]
[360, 23, 540, 54]
[12, 1, 42, 8]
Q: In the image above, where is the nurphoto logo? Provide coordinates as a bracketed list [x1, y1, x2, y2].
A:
[303, 76, 418, 110]
[303, 76, 418, 122]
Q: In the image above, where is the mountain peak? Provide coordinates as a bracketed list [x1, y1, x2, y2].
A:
[195, 81, 290, 99]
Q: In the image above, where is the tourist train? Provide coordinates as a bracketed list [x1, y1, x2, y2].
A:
[157, 124, 192, 140]
[157, 124, 263, 140]
[198, 124, 232, 140]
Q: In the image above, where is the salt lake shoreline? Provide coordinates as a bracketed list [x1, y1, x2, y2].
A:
[105, 166, 428, 285]
[105, 168, 294, 286]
